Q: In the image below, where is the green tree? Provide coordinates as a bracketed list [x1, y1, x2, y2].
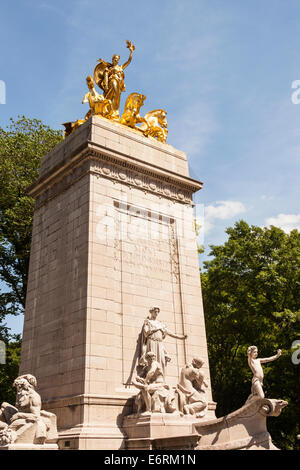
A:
[0, 334, 21, 404]
[0, 117, 63, 398]
[201, 221, 300, 450]
[0, 116, 63, 324]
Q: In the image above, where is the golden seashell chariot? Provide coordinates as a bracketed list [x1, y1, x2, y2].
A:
[63, 41, 168, 143]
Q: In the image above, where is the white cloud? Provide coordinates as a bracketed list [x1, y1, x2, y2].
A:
[205, 200, 246, 222]
[266, 214, 300, 233]
[195, 201, 246, 247]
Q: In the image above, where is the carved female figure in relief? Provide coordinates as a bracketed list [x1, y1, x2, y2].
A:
[139, 307, 187, 378]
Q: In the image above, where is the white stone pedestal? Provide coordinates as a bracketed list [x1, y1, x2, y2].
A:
[20, 116, 214, 450]
[123, 413, 202, 450]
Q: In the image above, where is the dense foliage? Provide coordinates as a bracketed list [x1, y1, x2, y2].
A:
[0, 117, 63, 318]
[202, 221, 300, 450]
[0, 117, 63, 401]
[0, 334, 21, 405]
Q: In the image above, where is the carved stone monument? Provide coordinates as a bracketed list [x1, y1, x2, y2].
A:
[18, 42, 286, 450]
[0, 375, 58, 450]
[19, 42, 216, 450]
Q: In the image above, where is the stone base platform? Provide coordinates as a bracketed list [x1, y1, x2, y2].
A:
[57, 423, 127, 450]
[0, 444, 58, 450]
[124, 398, 287, 450]
[123, 413, 207, 450]
[43, 393, 133, 450]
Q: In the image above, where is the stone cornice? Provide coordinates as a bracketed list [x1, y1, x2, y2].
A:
[28, 142, 203, 208]
[87, 140, 202, 191]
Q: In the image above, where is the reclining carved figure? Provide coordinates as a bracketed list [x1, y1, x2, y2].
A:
[0, 374, 58, 446]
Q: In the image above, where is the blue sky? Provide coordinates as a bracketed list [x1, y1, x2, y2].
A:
[1, 0, 300, 334]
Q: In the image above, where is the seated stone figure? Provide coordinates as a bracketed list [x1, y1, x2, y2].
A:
[0, 374, 58, 447]
[177, 357, 208, 418]
[132, 352, 176, 415]
[0, 403, 18, 430]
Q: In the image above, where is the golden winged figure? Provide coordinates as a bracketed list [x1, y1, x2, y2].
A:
[94, 40, 135, 119]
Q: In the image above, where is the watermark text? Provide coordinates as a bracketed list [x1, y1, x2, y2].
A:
[291, 340, 300, 365]
[0, 80, 6, 104]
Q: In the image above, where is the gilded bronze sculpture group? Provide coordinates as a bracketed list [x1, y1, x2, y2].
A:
[63, 41, 168, 143]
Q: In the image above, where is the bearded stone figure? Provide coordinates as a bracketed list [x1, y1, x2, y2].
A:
[0, 374, 58, 448]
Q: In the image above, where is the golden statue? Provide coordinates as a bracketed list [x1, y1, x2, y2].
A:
[120, 93, 146, 128]
[140, 110, 168, 143]
[94, 40, 135, 120]
[120, 97, 168, 143]
[63, 41, 168, 144]
[82, 75, 112, 120]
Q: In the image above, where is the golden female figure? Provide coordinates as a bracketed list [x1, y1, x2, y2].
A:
[94, 40, 135, 119]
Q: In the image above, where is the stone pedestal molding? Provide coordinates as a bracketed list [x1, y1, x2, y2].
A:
[135, 398, 287, 451]
[19, 116, 214, 450]
[0, 444, 58, 451]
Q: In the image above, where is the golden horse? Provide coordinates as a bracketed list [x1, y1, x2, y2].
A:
[120, 94, 168, 143]
[120, 92, 147, 128]
[139, 109, 168, 143]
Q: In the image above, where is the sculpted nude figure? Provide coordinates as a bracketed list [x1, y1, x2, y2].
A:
[247, 346, 282, 401]
[12, 375, 41, 421]
[177, 357, 208, 417]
